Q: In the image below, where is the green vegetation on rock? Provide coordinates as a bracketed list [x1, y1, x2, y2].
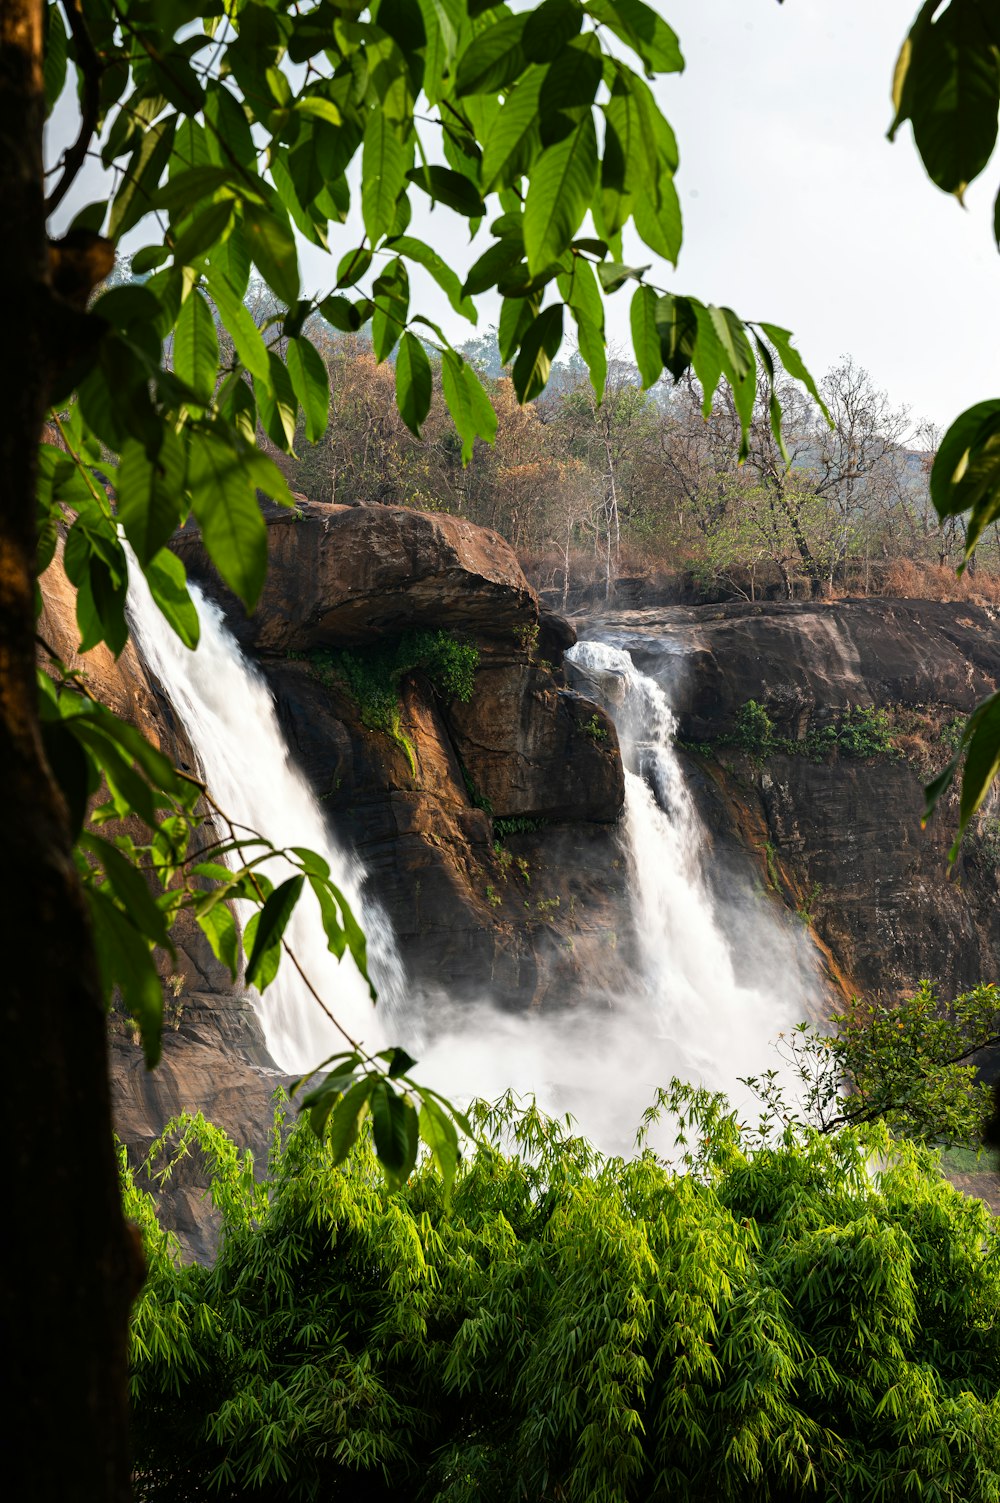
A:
[316, 630, 479, 773]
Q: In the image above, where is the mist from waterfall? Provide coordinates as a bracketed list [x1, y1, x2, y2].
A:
[127, 569, 815, 1151]
[126, 566, 402, 1074]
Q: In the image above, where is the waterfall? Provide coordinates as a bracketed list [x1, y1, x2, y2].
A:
[126, 562, 811, 1147]
[567, 639, 811, 1096]
[126, 566, 403, 1074]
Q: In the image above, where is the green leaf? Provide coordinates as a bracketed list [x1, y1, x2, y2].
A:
[197, 900, 240, 980]
[320, 294, 363, 332]
[419, 1096, 460, 1195]
[245, 875, 304, 990]
[524, 0, 583, 62]
[286, 335, 330, 443]
[187, 433, 268, 608]
[207, 266, 271, 383]
[395, 331, 433, 437]
[369, 1081, 419, 1184]
[757, 322, 831, 420]
[442, 351, 497, 462]
[890, 0, 1000, 198]
[44, 3, 68, 113]
[86, 887, 163, 1068]
[524, 114, 598, 274]
[455, 14, 529, 95]
[630, 284, 662, 389]
[596, 260, 649, 293]
[655, 292, 697, 382]
[255, 351, 298, 453]
[117, 429, 186, 566]
[574, 309, 606, 403]
[931, 400, 1000, 519]
[406, 164, 486, 218]
[326, 1076, 376, 1159]
[960, 690, 1000, 828]
[143, 547, 200, 650]
[362, 110, 408, 243]
[632, 170, 682, 263]
[337, 247, 373, 288]
[82, 831, 171, 950]
[372, 258, 409, 363]
[244, 202, 300, 305]
[382, 1046, 419, 1078]
[172, 289, 219, 403]
[386, 233, 476, 319]
[512, 302, 564, 403]
[586, 0, 684, 76]
[481, 67, 545, 191]
[171, 199, 234, 268]
[109, 119, 176, 239]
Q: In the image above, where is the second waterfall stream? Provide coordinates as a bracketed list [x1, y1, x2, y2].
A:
[128, 567, 815, 1149]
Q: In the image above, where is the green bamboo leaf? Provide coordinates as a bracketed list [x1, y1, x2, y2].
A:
[395, 332, 433, 438]
[524, 115, 598, 274]
[630, 284, 662, 389]
[172, 289, 219, 403]
[362, 110, 407, 243]
[286, 335, 330, 443]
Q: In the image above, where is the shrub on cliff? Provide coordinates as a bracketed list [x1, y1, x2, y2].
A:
[126, 1098, 1000, 1503]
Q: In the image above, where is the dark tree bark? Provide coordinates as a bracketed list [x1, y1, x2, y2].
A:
[1, 2, 139, 1496]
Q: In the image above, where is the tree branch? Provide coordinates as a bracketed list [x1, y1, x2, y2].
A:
[45, 0, 102, 217]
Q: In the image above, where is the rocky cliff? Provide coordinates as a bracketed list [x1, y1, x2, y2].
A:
[577, 598, 1000, 1005]
[42, 511, 1000, 1254]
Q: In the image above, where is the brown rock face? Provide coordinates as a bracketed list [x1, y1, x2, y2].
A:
[448, 664, 622, 821]
[174, 501, 538, 650]
[580, 598, 1000, 1003]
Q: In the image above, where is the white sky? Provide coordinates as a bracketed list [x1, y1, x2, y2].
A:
[51, 0, 999, 431]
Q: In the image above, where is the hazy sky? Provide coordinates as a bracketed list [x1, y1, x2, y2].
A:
[51, 0, 998, 432]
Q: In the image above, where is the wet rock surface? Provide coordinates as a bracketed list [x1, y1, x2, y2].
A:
[580, 598, 1000, 1002]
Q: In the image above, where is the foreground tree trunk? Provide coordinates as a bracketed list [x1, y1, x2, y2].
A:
[1, 2, 137, 1496]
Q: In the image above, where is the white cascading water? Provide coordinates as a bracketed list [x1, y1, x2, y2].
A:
[126, 565, 403, 1074]
[127, 560, 813, 1146]
[567, 640, 811, 1093]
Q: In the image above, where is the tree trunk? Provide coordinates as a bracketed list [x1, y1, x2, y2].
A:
[1, 3, 139, 1497]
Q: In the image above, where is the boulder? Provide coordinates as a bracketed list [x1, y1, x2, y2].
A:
[174, 500, 539, 650]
